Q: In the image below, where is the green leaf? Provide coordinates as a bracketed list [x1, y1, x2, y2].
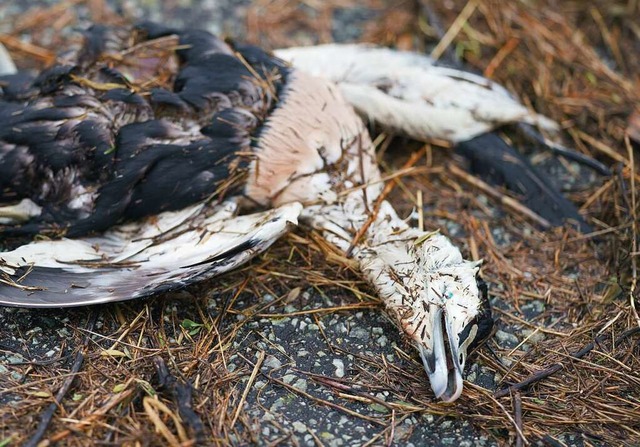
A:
[113, 383, 127, 393]
[414, 229, 440, 247]
[369, 403, 389, 413]
[0, 435, 15, 447]
[181, 318, 204, 329]
[136, 379, 156, 397]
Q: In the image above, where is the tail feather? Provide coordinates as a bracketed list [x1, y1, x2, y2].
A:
[0, 201, 302, 307]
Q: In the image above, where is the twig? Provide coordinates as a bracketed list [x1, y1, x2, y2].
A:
[419, 0, 462, 66]
[540, 434, 567, 447]
[416, 189, 424, 232]
[0, 33, 56, 65]
[494, 327, 640, 398]
[387, 409, 396, 447]
[231, 350, 265, 427]
[484, 37, 520, 78]
[23, 310, 98, 447]
[49, 388, 135, 443]
[625, 135, 639, 329]
[573, 130, 628, 165]
[143, 397, 186, 446]
[430, 0, 479, 61]
[469, 384, 529, 445]
[256, 302, 377, 318]
[514, 392, 524, 447]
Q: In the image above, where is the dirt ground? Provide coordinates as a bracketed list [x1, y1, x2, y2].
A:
[0, 1, 639, 446]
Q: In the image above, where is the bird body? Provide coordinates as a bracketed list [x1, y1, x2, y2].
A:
[1, 23, 375, 303]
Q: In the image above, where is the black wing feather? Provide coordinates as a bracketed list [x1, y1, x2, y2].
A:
[455, 133, 591, 232]
[0, 22, 287, 238]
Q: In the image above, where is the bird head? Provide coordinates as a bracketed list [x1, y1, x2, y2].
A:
[362, 230, 493, 402]
[413, 268, 492, 402]
[403, 235, 493, 402]
[310, 199, 493, 402]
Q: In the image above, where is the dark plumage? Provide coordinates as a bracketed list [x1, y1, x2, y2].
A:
[455, 133, 591, 232]
[0, 22, 288, 238]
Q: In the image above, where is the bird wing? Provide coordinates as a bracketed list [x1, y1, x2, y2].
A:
[455, 133, 591, 231]
[0, 200, 301, 307]
[274, 44, 558, 143]
[0, 23, 289, 238]
[276, 44, 595, 231]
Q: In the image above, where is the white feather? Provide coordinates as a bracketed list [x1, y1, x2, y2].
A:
[0, 200, 302, 307]
[0, 199, 43, 224]
[0, 43, 17, 76]
[275, 43, 558, 143]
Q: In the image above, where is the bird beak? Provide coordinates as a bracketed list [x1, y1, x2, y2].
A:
[416, 306, 464, 402]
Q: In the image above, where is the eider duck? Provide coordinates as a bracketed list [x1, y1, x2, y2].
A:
[1, 22, 593, 401]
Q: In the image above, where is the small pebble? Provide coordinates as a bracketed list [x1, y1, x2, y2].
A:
[332, 359, 345, 378]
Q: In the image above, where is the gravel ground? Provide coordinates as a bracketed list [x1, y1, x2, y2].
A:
[218, 290, 495, 446]
[0, 283, 588, 446]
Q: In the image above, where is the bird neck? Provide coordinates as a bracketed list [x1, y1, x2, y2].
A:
[302, 190, 478, 346]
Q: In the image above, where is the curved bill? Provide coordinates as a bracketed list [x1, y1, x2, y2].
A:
[417, 306, 464, 402]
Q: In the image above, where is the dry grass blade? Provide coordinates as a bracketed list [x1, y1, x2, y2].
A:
[430, 0, 479, 61]
[143, 396, 188, 447]
[230, 350, 265, 427]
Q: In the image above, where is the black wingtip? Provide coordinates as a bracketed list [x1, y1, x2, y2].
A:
[455, 132, 592, 233]
[517, 123, 612, 176]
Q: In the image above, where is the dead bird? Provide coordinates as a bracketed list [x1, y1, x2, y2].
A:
[0, 21, 603, 402]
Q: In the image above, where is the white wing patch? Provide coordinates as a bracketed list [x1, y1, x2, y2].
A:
[0, 43, 17, 76]
[0, 199, 43, 224]
[0, 201, 302, 307]
[275, 44, 558, 143]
